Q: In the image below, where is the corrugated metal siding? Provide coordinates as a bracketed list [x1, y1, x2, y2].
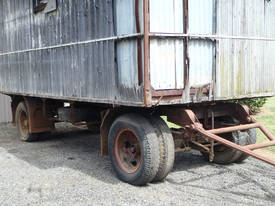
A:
[0, 0, 144, 106]
[0, 0, 274, 107]
[149, 0, 215, 91]
[215, 0, 275, 99]
[150, 39, 185, 90]
[0, 94, 12, 123]
[151, 0, 275, 105]
[149, 0, 185, 90]
[264, 0, 275, 96]
[188, 0, 215, 89]
[115, 0, 144, 89]
[188, 0, 215, 35]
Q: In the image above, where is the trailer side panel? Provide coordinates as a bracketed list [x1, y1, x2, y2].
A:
[0, 0, 144, 106]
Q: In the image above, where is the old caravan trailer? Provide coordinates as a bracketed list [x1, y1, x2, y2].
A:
[0, 0, 275, 185]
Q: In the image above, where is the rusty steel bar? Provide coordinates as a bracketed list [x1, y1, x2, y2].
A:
[143, 0, 151, 107]
[207, 123, 260, 134]
[175, 148, 191, 153]
[148, 32, 275, 41]
[135, 0, 143, 86]
[190, 141, 210, 152]
[195, 125, 275, 166]
[183, 0, 188, 90]
[244, 140, 275, 150]
[258, 124, 275, 141]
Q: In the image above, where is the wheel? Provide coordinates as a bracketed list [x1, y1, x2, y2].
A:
[234, 128, 257, 163]
[205, 131, 248, 164]
[108, 113, 160, 186]
[202, 116, 249, 164]
[147, 115, 175, 182]
[15, 102, 38, 142]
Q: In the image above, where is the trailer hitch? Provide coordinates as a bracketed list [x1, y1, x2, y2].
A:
[165, 105, 275, 166]
[195, 122, 275, 166]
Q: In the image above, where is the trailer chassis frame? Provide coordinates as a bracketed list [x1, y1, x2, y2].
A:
[162, 104, 275, 166]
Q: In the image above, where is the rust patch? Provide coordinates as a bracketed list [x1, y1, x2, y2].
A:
[24, 97, 54, 133]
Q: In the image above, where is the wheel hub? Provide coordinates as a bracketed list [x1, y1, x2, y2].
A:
[18, 110, 29, 138]
[114, 129, 142, 174]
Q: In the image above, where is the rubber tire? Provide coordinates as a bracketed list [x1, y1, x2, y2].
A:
[108, 113, 160, 186]
[202, 115, 257, 164]
[147, 115, 175, 182]
[15, 102, 39, 142]
[235, 128, 257, 163]
[204, 130, 248, 164]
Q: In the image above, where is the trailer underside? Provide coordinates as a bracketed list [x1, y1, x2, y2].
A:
[10, 95, 275, 167]
[163, 105, 275, 166]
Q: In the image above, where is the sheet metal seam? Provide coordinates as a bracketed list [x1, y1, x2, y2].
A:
[149, 33, 275, 41]
[0, 90, 145, 106]
[0, 33, 143, 56]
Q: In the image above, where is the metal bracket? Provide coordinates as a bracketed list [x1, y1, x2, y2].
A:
[188, 110, 275, 166]
[166, 104, 275, 166]
[23, 97, 54, 133]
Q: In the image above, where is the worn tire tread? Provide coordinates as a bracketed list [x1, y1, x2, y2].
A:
[147, 115, 175, 182]
[15, 102, 39, 142]
[235, 128, 257, 163]
[108, 113, 160, 186]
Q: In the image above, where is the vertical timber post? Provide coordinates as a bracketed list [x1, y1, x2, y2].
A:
[143, 0, 151, 107]
[183, 0, 189, 90]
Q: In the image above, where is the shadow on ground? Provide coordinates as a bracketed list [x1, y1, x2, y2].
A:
[0, 123, 274, 203]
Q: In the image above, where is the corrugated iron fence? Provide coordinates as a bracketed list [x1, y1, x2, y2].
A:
[0, 94, 12, 123]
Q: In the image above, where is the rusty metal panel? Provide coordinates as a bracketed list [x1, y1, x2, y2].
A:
[0, 0, 144, 106]
[215, 0, 275, 100]
[0, 94, 12, 123]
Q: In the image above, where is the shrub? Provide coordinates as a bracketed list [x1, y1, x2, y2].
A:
[234, 98, 267, 114]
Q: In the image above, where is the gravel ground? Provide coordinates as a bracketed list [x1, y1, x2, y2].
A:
[0, 123, 274, 206]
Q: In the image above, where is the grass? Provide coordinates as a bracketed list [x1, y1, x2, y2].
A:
[255, 97, 275, 152]
[161, 116, 180, 129]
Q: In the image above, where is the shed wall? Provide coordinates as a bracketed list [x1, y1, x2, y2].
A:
[215, 0, 275, 100]
[149, 0, 185, 90]
[188, 0, 215, 88]
[0, 0, 144, 106]
[115, 0, 144, 89]
[0, 0, 274, 107]
[149, 0, 275, 105]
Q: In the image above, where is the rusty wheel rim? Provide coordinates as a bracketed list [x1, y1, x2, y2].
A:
[18, 109, 29, 138]
[114, 129, 142, 174]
